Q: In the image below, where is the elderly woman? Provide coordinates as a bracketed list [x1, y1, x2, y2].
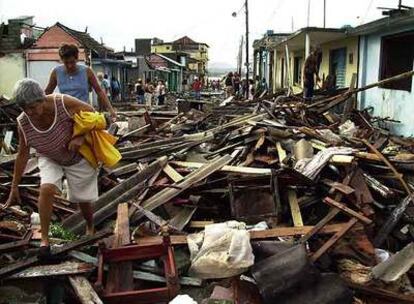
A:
[45, 44, 117, 121]
[5, 79, 98, 253]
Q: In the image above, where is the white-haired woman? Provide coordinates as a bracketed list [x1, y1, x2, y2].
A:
[4, 79, 98, 256]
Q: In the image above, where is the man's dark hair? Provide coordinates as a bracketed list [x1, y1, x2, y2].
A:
[59, 44, 79, 59]
[104, 74, 109, 79]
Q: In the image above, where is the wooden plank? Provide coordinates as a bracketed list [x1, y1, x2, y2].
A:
[310, 218, 358, 262]
[170, 161, 271, 175]
[276, 142, 287, 165]
[346, 281, 414, 304]
[142, 155, 232, 212]
[362, 138, 412, 195]
[107, 203, 133, 293]
[69, 275, 103, 304]
[301, 170, 356, 243]
[9, 262, 94, 279]
[189, 221, 214, 228]
[288, 190, 303, 227]
[323, 197, 373, 225]
[0, 229, 112, 280]
[163, 163, 184, 183]
[134, 223, 351, 247]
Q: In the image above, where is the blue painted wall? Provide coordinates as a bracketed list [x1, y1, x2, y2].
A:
[358, 25, 414, 136]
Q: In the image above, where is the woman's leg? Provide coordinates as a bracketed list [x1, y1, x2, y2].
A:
[78, 203, 94, 235]
[39, 184, 58, 247]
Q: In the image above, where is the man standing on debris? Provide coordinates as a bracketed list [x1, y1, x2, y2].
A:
[303, 48, 322, 101]
[4, 79, 99, 255]
[192, 77, 202, 100]
[45, 44, 117, 121]
[225, 72, 234, 98]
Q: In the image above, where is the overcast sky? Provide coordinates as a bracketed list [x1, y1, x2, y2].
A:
[1, 0, 413, 67]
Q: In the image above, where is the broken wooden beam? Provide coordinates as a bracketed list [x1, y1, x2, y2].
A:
[0, 229, 111, 279]
[170, 160, 271, 175]
[69, 275, 103, 304]
[142, 155, 232, 212]
[134, 223, 354, 247]
[107, 203, 133, 293]
[8, 262, 94, 279]
[323, 197, 373, 225]
[310, 218, 358, 262]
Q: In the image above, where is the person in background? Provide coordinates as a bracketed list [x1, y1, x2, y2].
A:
[248, 79, 255, 100]
[225, 72, 233, 98]
[182, 77, 188, 92]
[261, 78, 268, 93]
[241, 78, 248, 98]
[97, 73, 111, 110]
[110, 76, 121, 102]
[192, 77, 202, 100]
[233, 72, 241, 97]
[303, 48, 322, 101]
[144, 79, 155, 108]
[211, 79, 217, 91]
[45, 44, 116, 121]
[156, 80, 166, 106]
[135, 79, 145, 104]
[4, 79, 99, 255]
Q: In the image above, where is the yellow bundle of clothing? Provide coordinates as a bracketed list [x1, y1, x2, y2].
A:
[73, 111, 121, 168]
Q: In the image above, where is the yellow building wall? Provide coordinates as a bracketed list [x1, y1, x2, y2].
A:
[319, 36, 358, 87]
[0, 53, 26, 98]
[151, 44, 174, 54]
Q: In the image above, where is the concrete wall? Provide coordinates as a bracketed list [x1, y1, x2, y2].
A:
[0, 53, 26, 97]
[358, 25, 414, 136]
[319, 36, 358, 87]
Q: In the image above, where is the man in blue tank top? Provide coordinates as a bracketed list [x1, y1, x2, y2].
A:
[45, 44, 117, 121]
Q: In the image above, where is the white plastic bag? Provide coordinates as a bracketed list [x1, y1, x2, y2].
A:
[187, 221, 254, 279]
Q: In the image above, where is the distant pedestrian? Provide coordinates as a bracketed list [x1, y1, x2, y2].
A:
[144, 79, 155, 108]
[182, 77, 188, 92]
[303, 48, 322, 101]
[135, 78, 145, 104]
[97, 73, 111, 107]
[103, 74, 111, 101]
[225, 72, 233, 98]
[233, 72, 241, 97]
[211, 79, 217, 91]
[192, 77, 202, 100]
[45, 44, 116, 121]
[156, 80, 166, 105]
[110, 76, 121, 102]
[248, 79, 254, 100]
[241, 79, 248, 98]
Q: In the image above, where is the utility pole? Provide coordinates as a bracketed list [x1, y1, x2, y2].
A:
[245, 0, 249, 98]
[323, 0, 326, 28]
[238, 35, 243, 76]
[307, 0, 311, 27]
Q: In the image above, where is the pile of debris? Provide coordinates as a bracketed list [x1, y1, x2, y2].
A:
[1, 72, 414, 304]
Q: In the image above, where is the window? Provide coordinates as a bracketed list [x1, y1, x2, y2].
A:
[380, 31, 414, 91]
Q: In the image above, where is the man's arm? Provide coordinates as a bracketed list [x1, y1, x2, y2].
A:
[87, 68, 116, 120]
[45, 69, 58, 94]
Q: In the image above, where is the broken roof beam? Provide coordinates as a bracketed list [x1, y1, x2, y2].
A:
[142, 155, 232, 212]
[170, 160, 271, 176]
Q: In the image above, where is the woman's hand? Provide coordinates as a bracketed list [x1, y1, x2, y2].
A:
[2, 187, 21, 209]
[68, 135, 85, 152]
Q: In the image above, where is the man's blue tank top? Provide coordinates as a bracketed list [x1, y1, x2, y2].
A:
[55, 64, 89, 102]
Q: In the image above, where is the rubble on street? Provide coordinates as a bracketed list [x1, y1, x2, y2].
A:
[1, 69, 414, 304]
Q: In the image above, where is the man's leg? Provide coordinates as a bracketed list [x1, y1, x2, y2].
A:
[78, 203, 94, 235]
[39, 184, 58, 247]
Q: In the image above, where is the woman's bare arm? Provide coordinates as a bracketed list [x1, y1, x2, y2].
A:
[45, 69, 58, 94]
